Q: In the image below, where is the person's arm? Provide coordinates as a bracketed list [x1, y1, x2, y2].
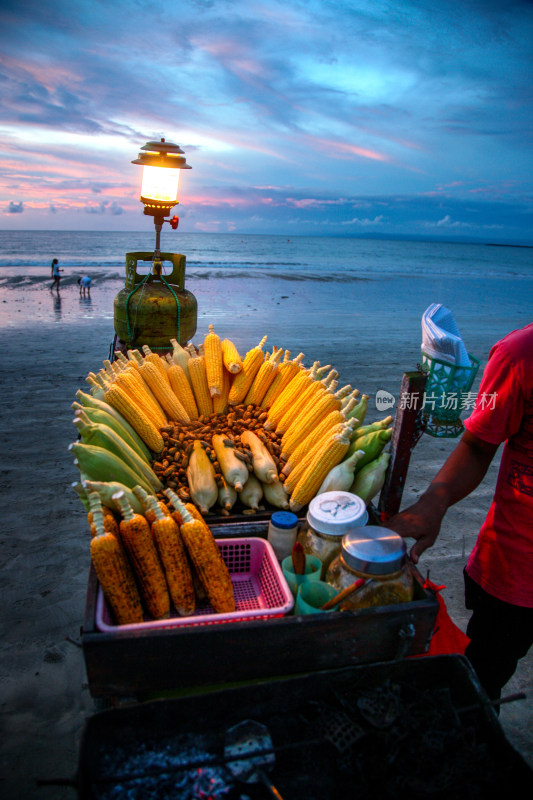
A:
[387, 431, 498, 563]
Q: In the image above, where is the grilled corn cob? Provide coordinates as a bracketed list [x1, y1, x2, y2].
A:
[164, 491, 235, 613]
[133, 486, 195, 616]
[112, 490, 170, 620]
[88, 492, 144, 625]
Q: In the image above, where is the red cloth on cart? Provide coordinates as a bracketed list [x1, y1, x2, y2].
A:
[421, 579, 470, 656]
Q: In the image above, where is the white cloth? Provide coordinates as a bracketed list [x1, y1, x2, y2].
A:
[421, 303, 470, 366]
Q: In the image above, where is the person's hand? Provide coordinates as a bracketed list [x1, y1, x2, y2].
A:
[387, 493, 446, 564]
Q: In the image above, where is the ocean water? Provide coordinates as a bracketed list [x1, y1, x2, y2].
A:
[0, 231, 531, 383]
[0, 229, 531, 281]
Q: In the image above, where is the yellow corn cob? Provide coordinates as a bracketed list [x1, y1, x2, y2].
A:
[164, 491, 235, 613]
[103, 359, 119, 378]
[260, 352, 304, 409]
[265, 361, 320, 430]
[126, 349, 142, 368]
[275, 370, 338, 436]
[281, 384, 352, 457]
[187, 354, 213, 416]
[133, 486, 195, 616]
[105, 384, 164, 453]
[277, 374, 339, 439]
[289, 427, 352, 512]
[283, 422, 346, 494]
[204, 324, 224, 397]
[167, 363, 199, 420]
[244, 346, 283, 406]
[112, 490, 170, 620]
[213, 365, 231, 415]
[142, 345, 170, 379]
[88, 492, 144, 625]
[221, 338, 243, 374]
[113, 369, 167, 428]
[139, 360, 190, 423]
[228, 335, 267, 405]
[283, 398, 360, 474]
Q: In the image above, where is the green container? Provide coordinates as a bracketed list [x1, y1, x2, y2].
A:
[295, 582, 340, 615]
[114, 252, 197, 351]
[420, 350, 480, 438]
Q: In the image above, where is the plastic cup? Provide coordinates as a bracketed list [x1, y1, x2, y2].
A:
[295, 581, 340, 615]
[281, 554, 322, 597]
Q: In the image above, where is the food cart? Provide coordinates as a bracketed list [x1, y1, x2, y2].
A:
[73, 142, 532, 796]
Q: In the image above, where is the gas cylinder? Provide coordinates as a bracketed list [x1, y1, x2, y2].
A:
[114, 251, 197, 354]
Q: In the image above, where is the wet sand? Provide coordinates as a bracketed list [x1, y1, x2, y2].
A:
[0, 274, 531, 798]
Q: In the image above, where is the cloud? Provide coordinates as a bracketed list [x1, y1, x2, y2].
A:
[342, 215, 384, 226]
[6, 201, 23, 213]
[0, 1, 532, 241]
[436, 215, 473, 229]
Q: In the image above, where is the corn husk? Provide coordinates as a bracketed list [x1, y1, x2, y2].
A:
[350, 452, 391, 505]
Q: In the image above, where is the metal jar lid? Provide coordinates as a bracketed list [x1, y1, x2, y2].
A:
[306, 491, 369, 539]
[341, 526, 407, 575]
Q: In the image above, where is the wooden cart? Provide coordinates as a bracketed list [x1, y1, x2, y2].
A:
[81, 371, 437, 701]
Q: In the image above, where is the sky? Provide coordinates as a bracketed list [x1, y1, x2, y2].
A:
[1, 0, 532, 243]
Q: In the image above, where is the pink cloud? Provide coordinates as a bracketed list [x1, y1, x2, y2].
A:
[300, 134, 390, 163]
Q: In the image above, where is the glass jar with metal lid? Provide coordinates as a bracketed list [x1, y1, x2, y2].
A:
[325, 526, 414, 610]
[297, 491, 369, 579]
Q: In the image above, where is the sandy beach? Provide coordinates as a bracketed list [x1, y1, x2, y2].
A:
[0, 270, 532, 799]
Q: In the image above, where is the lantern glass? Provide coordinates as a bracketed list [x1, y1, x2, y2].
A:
[141, 165, 181, 204]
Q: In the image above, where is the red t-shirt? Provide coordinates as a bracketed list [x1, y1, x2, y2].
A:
[464, 322, 533, 607]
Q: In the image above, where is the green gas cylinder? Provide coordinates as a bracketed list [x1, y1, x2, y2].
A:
[113, 252, 197, 353]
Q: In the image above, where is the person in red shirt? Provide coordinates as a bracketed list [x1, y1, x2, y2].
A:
[389, 322, 533, 701]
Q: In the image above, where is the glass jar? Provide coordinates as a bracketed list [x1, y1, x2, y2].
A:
[297, 491, 369, 579]
[325, 526, 414, 610]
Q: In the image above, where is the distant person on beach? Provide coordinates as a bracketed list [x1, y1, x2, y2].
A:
[78, 275, 91, 296]
[388, 322, 533, 703]
[49, 258, 62, 292]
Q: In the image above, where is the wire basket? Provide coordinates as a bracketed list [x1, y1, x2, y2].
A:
[96, 537, 294, 632]
[420, 351, 480, 438]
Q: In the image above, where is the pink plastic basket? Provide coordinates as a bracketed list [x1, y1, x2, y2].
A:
[95, 537, 294, 632]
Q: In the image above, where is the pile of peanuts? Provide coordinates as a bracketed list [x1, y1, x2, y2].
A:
[152, 404, 286, 509]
